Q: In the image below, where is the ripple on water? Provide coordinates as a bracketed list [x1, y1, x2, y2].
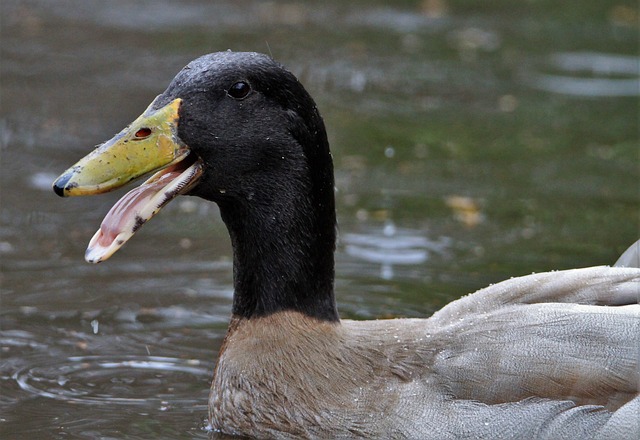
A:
[525, 52, 640, 97]
[343, 220, 452, 280]
[12, 355, 210, 409]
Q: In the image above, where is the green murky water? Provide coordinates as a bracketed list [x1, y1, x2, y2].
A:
[1, 0, 638, 438]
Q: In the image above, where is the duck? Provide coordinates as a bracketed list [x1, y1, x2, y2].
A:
[53, 51, 639, 439]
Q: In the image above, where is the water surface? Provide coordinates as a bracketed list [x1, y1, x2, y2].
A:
[1, 0, 638, 438]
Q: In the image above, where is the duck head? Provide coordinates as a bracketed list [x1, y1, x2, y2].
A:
[53, 52, 335, 262]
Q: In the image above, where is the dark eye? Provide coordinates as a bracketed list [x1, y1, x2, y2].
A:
[227, 81, 251, 100]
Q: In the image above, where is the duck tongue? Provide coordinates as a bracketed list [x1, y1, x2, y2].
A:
[85, 159, 203, 263]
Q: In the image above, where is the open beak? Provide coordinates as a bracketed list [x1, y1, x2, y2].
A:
[53, 97, 203, 263]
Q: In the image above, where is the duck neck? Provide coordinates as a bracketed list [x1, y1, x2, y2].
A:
[219, 162, 339, 323]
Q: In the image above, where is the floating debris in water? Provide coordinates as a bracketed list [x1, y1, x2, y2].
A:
[445, 195, 484, 228]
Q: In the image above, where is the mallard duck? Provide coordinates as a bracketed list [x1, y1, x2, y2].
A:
[53, 52, 639, 439]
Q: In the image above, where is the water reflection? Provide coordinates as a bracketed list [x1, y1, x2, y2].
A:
[29, 171, 60, 191]
[526, 52, 640, 97]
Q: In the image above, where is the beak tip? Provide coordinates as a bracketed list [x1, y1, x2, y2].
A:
[53, 174, 70, 197]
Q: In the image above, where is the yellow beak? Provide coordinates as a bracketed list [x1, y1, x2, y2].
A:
[52, 97, 203, 263]
[53, 98, 186, 196]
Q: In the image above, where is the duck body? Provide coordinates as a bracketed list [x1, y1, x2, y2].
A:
[211, 267, 639, 439]
[52, 52, 640, 439]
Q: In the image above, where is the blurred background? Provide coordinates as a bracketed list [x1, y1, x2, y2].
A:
[1, 0, 638, 438]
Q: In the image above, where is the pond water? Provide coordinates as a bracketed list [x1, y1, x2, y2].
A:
[1, 0, 638, 438]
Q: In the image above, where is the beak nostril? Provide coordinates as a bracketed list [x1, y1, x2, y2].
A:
[134, 127, 152, 139]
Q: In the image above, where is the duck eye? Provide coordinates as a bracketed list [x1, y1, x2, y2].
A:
[134, 127, 152, 139]
[227, 81, 251, 100]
